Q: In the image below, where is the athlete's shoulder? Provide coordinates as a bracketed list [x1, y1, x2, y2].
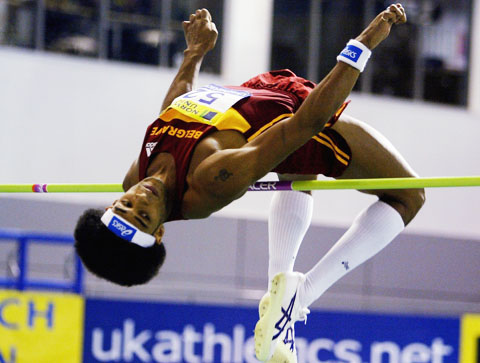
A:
[181, 177, 226, 219]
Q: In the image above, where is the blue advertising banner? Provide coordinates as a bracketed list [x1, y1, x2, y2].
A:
[83, 298, 459, 363]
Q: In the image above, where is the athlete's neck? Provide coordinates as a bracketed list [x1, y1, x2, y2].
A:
[146, 153, 176, 217]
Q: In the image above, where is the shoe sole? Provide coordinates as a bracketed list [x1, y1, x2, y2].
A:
[254, 273, 286, 361]
[259, 293, 270, 318]
[268, 343, 295, 363]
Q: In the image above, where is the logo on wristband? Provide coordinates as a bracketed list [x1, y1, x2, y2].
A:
[341, 44, 363, 62]
[109, 216, 135, 241]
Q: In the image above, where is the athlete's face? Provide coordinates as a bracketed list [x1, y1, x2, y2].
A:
[110, 177, 167, 238]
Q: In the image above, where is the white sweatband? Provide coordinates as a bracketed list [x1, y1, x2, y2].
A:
[101, 209, 156, 248]
[336, 39, 372, 72]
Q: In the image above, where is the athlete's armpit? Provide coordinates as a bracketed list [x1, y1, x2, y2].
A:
[214, 169, 234, 182]
[182, 162, 245, 218]
[189, 147, 258, 201]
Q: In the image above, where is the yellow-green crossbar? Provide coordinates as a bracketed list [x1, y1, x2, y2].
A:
[0, 184, 124, 193]
[0, 176, 479, 193]
[291, 176, 480, 191]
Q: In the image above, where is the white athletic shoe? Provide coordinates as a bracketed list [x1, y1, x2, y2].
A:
[254, 272, 309, 362]
[258, 293, 298, 363]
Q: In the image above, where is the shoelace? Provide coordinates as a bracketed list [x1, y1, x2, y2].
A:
[296, 273, 309, 324]
[299, 307, 310, 325]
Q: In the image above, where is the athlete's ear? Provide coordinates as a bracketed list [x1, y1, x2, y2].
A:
[154, 224, 165, 244]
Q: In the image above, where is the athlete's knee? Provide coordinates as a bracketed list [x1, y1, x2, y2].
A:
[381, 188, 425, 225]
[412, 188, 426, 211]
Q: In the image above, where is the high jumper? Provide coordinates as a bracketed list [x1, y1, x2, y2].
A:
[74, 5, 414, 362]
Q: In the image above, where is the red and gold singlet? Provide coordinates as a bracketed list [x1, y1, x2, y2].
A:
[138, 70, 351, 221]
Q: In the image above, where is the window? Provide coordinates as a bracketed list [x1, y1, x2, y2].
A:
[0, 0, 223, 73]
[1, 0, 38, 49]
[271, 0, 472, 106]
[45, 0, 98, 57]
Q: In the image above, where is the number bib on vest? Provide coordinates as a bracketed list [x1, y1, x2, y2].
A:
[169, 84, 250, 125]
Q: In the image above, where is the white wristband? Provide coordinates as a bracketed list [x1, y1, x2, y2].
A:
[336, 39, 372, 72]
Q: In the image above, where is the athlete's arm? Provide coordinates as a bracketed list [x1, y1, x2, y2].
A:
[123, 10, 217, 190]
[160, 9, 218, 112]
[187, 4, 407, 213]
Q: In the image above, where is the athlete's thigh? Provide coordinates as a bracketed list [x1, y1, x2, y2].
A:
[331, 114, 419, 197]
[277, 173, 317, 181]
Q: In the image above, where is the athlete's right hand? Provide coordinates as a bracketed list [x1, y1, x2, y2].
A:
[355, 3, 407, 50]
[183, 8, 218, 56]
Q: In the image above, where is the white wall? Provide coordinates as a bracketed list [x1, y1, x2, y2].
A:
[1, 46, 480, 241]
[0, 47, 220, 184]
[221, 0, 274, 85]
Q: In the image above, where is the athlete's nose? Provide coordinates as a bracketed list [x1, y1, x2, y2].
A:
[135, 192, 148, 203]
[134, 189, 151, 204]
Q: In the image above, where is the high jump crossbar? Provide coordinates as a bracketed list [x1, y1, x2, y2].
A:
[0, 176, 480, 193]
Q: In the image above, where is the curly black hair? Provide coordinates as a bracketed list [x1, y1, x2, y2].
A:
[74, 208, 166, 286]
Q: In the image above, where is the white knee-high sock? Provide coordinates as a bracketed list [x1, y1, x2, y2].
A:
[299, 200, 405, 308]
[268, 191, 313, 289]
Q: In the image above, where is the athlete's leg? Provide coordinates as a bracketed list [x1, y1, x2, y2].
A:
[299, 114, 425, 308]
[262, 174, 314, 363]
[334, 114, 425, 224]
[267, 174, 315, 290]
[255, 114, 425, 362]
